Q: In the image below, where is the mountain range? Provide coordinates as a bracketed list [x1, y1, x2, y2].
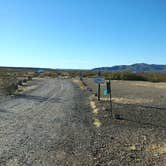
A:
[1, 63, 166, 73]
[92, 63, 166, 73]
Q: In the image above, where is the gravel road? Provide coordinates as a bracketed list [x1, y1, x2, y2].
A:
[1, 78, 166, 166]
[0, 78, 96, 166]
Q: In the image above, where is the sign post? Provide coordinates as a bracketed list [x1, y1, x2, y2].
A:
[98, 71, 101, 101]
[94, 72, 105, 101]
[106, 80, 113, 117]
[80, 72, 83, 81]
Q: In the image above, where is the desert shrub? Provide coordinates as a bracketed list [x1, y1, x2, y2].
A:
[18, 80, 23, 86]
[22, 79, 27, 83]
[99, 71, 166, 82]
[5, 83, 18, 95]
[28, 76, 32, 81]
[33, 72, 40, 77]
[67, 71, 80, 77]
[118, 71, 146, 81]
[0, 78, 18, 95]
[40, 71, 58, 78]
[83, 71, 96, 77]
[142, 72, 166, 82]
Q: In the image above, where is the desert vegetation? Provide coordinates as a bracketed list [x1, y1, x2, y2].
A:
[104, 71, 166, 82]
[0, 68, 166, 96]
[0, 68, 166, 165]
[0, 76, 17, 95]
[52, 70, 166, 83]
[70, 71, 166, 83]
[0, 69, 35, 95]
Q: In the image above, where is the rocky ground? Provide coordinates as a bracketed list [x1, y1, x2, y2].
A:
[0, 77, 166, 165]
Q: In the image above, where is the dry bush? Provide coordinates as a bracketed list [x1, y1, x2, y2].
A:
[0, 69, 35, 77]
[0, 69, 35, 95]
[0, 77, 18, 95]
[39, 71, 58, 78]
[93, 71, 166, 83]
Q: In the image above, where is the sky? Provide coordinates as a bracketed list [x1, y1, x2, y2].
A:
[0, 0, 166, 69]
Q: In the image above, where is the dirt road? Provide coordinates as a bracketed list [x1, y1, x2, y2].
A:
[0, 78, 96, 165]
[0, 78, 166, 166]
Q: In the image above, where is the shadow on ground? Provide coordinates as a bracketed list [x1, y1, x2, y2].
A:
[0, 108, 8, 113]
[14, 94, 62, 103]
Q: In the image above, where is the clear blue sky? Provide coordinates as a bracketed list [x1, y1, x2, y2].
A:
[0, 0, 166, 69]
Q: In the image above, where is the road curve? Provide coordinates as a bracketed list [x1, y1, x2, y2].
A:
[0, 78, 96, 166]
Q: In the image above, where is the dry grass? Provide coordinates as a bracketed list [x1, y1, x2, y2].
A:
[90, 100, 99, 114]
[72, 79, 86, 90]
[93, 118, 102, 128]
[89, 96, 103, 128]
[0, 69, 35, 95]
[134, 82, 166, 89]
[100, 97, 153, 105]
[16, 85, 38, 94]
[0, 77, 17, 95]
[146, 144, 166, 155]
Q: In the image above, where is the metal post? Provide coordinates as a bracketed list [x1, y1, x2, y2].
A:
[109, 79, 113, 117]
[98, 71, 101, 101]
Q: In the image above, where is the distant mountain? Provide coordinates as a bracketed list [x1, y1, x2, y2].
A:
[0, 66, 91, 73]
[0, 66, 54, 71]
[92, 63, 166, 72]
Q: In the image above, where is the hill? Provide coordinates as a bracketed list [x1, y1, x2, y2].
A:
[92, 63, 166, 72]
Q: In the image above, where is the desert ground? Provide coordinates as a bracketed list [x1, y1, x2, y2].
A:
[0, 76, 166, 165]
[84, 78, 166, 127]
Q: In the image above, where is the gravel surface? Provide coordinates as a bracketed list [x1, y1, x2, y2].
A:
[0, 78, 166, 165]
[84, 78, 166, 127]
[0, 78, 96, 165]
[84, 78, 166, 107]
